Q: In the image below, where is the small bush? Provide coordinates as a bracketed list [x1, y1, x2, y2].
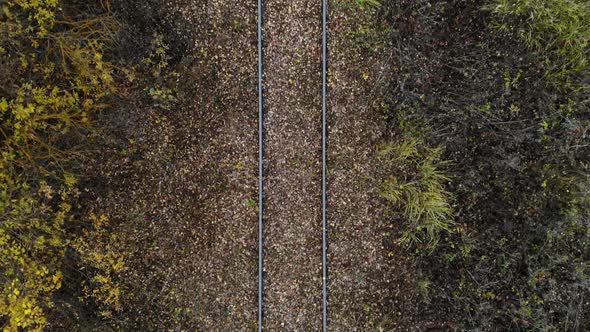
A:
[72, 213, 126, 319]
[338, 0, 387, 54]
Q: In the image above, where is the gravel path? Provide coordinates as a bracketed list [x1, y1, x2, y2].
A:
[326, 2, 401, 330]
[98, 0, 416, 330]
[262, 0, 323, 330]
[157, 1, 260, 329]
[94, 0, 260, 329]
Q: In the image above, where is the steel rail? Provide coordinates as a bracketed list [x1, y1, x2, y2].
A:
[321, 0, 328, 330]
[257, 0, 264, 329]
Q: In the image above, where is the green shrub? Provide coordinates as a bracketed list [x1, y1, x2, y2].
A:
[338, 0, 387, 54]
[352, 0, 381, 9]
[379, 138, 454, 249]
[72, 213, 126, 319]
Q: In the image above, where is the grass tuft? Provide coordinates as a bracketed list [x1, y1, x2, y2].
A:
[379, 137, 454, 249]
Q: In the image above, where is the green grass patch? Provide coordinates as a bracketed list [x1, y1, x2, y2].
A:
[379, 137, 454, 250]
[486, 0, 590, 90]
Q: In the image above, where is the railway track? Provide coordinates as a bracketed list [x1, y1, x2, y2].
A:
[257, 0, 328, 330]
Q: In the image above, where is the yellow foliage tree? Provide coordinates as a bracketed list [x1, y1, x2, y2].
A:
[0, 0, 118, 329]
[72, 213, 127, 319]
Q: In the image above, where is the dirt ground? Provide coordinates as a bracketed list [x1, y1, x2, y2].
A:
[326, 2, 420, 330]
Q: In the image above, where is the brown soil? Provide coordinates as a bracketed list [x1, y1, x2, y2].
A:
[326, 2, 419, 330]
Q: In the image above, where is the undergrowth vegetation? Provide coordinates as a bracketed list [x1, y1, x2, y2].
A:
[340, 0, 387, 54]
[486, 0, 590, 90]
[0, 0, 118, 329]
[380, 0, 590, 329]
[67, 0, 208, 328]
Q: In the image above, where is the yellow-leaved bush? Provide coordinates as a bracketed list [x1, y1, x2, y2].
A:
[0, 0, 118, 329]
[72, 213, 127, 319]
